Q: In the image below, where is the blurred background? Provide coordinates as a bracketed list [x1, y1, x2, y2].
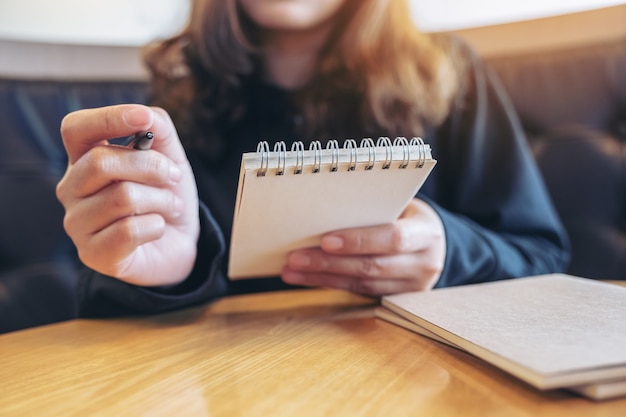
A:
[0, 0, 624, 44]
[0, 0, 624, 333]
[1, 0, 625, 78]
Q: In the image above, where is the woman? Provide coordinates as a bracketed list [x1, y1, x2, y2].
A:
[56, 0, 569, 316]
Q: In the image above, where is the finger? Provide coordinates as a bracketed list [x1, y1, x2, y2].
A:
[76, 213, 166, 276]
[320, 218, 430, 255]
[63, 182, 183, 237]
[61, 104, 154, 165]
[57, 145, 183, 201]
[281, 268, 423, 296]
[286, 249, 431, 279]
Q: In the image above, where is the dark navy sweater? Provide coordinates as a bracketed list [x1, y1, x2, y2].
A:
[78, 46, 570, 317]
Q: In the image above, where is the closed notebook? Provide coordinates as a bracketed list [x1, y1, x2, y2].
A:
[378, 274, 626, 399]
[375, 305, 626, 400]
[228, 137, 436, 279]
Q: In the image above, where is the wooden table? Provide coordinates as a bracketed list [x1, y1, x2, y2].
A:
[2, 288, 625, 416]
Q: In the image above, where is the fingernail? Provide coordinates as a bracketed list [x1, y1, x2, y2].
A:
[289, 253, 311, 267]
[321, 236, 343, 250]
[123, 107, 151, 128]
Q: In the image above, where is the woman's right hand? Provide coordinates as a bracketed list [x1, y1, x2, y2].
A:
[56, 104, 200, 287]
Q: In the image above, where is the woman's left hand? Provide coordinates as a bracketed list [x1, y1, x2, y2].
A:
[281, 198, 446, 296]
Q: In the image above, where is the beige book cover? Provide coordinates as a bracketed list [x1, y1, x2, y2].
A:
[380, 274, 626, 397]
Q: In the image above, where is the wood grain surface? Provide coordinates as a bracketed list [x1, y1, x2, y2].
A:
[2, 288, 625, 416]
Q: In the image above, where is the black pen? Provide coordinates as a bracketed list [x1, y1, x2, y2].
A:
[127, 131, 154, 150]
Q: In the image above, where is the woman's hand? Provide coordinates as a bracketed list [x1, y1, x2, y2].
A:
[281, 198, 446, 296]
[56, 104, 200, 286]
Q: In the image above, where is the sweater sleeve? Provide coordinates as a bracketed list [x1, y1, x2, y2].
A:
[77, 202, 229, 317]
[424, 44, 570, 288]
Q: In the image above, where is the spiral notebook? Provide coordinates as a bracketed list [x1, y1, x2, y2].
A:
[228, 137, 436, 279]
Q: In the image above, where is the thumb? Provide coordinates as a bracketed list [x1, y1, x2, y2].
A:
[60, 104, 186, 165]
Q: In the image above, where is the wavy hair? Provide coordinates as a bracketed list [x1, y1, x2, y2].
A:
[144, 0, 464, 158]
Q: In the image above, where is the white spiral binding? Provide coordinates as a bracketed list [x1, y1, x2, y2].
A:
[256, 140, 270, 177]
[255, 137, 427, 176]
[360, 138, 376, 170]
[327, 139, 339, 172]
[410, 136, 426, 168]
[344, 139, 358, 171]
[310, 140, 322, 173]
[393, 136, 410, 169]
[376, 136, 392, 169]
[274, 141, 287, 176]
[291, 141, 305, 175]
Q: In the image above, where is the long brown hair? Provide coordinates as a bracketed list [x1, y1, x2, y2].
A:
[144, 0, 464, 157]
